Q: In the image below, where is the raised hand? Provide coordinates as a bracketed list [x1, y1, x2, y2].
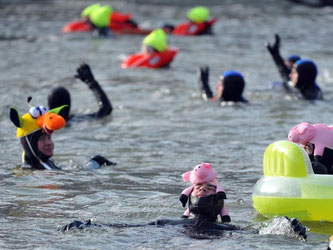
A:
[265, 34, 281, 55]
[75, 63, 96, 83]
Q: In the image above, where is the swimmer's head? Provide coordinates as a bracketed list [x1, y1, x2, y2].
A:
[218, 71, 246, 102]
[291, 59, 317, 89]
[162, 24, 175, 34]
[9, 101, 67, 164]
[48, 87, 71, 120]
[187, 6, 210, 23]
[192, 183, 217, 197]
[189, 186, 223, 222]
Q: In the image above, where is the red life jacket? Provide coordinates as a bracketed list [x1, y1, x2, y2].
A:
[62, 20, 92, 33]
[121, 48, 179, 69]
[172, 18, 217, 36]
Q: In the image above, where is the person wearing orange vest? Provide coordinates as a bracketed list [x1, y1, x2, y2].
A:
[171, 6, 217, 36]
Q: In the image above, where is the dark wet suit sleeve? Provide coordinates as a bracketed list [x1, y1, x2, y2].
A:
[60, 218, 239, 232]
[74, 63, 112, 120]
[266, 34, 291, 91]
[86, 79, 113, 118]
[267, 50, 291, 91]
[198, 66, 214, 100]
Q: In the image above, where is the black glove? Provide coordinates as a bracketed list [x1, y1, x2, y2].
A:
[221, 215, 231, 223]
[285, 216, 307, 240]
[60, 219, 91, 232]
[90, 155, 116, 166]
[198, 66, 213, 99]
[215, 191, 227, 200]
[265, 34, 280, 55]
[179, 194, 189, 208]
[75, 63, 96, 84]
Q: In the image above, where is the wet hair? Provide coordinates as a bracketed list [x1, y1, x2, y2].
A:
[294, 59, 317, 90]
[220, 71, 246, 102]
[48, 86, 71, 120]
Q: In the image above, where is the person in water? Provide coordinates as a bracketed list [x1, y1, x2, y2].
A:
[266, 34, 323, 100]
[198, 66, 248, 103]
[81, 4, 113, 36]
[80, 4, 141, 36]
[9, 101, 114, 170]
[169, 6, 217, 36]
[141, 28, 168, 55]
[121, 28, 178, 69]
[300, 142, 333, 174]
[48, 63, 112, 122]
[60, 182, 307, 240]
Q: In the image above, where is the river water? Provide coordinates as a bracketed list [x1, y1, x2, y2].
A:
[0, 0, 333, 249]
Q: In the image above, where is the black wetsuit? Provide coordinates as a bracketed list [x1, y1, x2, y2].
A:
[198, 67, 248, 103]
[48, 64, 112, 122]
[60, 194, 307, 239]
[266, 38, 322, 100]
[309, 145, 333, 174]
[20, 129, 61, 170]
[20, 129, 113, 170]
[61, 194, 238, 233]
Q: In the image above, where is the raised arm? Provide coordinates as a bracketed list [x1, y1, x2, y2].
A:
[265, 34, 291, 90]
[75, 63, 112, 118]
[198, 66, 214, 101]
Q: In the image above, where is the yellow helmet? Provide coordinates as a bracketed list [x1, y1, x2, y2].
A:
[187, 6, 210, 23]
[142, 29, 167, 52]
[89, 5, 113, 28]
[81, 3, 101, 18]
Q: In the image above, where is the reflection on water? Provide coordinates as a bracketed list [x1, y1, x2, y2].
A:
[0, 0, 333, 249]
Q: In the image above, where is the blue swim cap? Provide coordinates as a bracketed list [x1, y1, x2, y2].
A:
[287, 54, 301, 63]
[221, 70, 244, 80]
[294, 59, 317, 69]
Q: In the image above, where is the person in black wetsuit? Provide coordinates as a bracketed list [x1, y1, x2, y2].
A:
[198, 66, 248, 103]
[48, 63, 112, 122]
[9, 102, 114, 170]
[297, 142, 333, 175]
[60, 183, 307, 240]
[266, 34, 323, 100]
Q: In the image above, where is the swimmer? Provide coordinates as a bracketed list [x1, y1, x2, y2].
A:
[266, 34, 323, 100]
[60, 184, 307, 240]
[198, 66, 248, 103]
[81, 4, 113, 36]
[48, 63, 112, 122]
[141, 28, 168, 55]
[9, 100, 114, 170]
[169, 6, 217, 36]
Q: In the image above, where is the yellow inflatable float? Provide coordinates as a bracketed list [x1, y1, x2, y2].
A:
[252, 140, 333, 222]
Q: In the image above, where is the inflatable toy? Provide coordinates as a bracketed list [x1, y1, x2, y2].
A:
[121, 48, 178, 69]
[288, 122, 333, 157]
[180, 163, 230, 220]
[252, 140, 333, 222]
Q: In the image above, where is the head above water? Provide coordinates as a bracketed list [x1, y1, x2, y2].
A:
[192, 183, 217, 197]
[189, 184, 222, 222]
[48, 87, 71, 120]
[9, 102, 66, 166]
[142, 29, 167, 52]
[187, 6, 210, 23]
[218, 71, 246, 102]
[291, 59, 317, 89]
